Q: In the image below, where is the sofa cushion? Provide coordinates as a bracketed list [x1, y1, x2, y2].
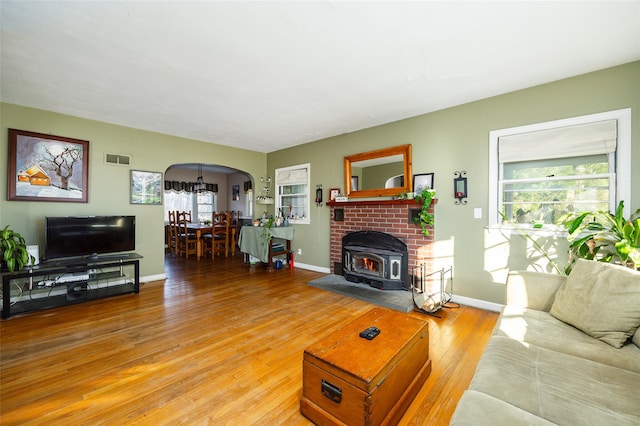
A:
[468, 336, 640, 425]
[495, 306, 640, 373]
[450, 390, 556, 425]
[634, 327, 640, 348]
[506, 271, 566, 311]
[550, 259, 640, 348]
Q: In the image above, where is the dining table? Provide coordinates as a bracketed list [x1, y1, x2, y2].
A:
[185, 223, 211, 260]
[186, 222, 236, 260]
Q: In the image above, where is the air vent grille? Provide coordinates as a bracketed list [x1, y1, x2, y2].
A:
[105, 153, 131, 166]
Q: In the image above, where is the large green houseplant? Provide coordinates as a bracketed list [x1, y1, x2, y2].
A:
[1, 225, 35, 272]
[563, 201, 640, 272]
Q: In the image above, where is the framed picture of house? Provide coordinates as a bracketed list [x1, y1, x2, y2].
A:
[329, 188, 340, 201]
[131, 170, 163, 205]
[7, 129, 89, 202]
[413, 173, 434, 194]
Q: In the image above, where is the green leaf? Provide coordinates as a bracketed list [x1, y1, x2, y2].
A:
[564, 213, 589, 234]
[615, 200, 625, 228]
[6, 257, 15, 272]
[632, 219, 640, 246]
[568, 234, 593, 249]
[615, 240, 631, 261]
[628, 247, 640, 268]
[622, 222, 635, 241]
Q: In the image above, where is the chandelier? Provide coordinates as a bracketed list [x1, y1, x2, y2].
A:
[194, 163, 206, 193]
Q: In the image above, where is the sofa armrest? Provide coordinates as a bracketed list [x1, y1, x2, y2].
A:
[506, 271, 566, 312]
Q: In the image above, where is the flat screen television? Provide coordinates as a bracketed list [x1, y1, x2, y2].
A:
[45, 216, 136, 260]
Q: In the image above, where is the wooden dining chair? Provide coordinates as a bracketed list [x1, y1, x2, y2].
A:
[168, 210, 179, 256]
[176, 216, 198, 259]
[202, 211, 230, 258]
[228, 210, 240, 255]
[177, 211, 192, 223]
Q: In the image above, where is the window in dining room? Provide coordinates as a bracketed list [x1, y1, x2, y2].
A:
[164, 191, 217, 222]
[164, 191, 193, 221]
[197, 192, 216, 223]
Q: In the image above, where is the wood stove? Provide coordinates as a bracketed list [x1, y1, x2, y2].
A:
[341, 230, 409, 290]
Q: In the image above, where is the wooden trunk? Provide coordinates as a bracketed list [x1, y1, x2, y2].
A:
[300, 307, 431, 426]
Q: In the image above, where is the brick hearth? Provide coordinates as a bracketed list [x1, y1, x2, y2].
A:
[328, 199, 435, 277]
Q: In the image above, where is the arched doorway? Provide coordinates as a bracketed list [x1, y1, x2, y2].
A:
[164, 163, 254, 223]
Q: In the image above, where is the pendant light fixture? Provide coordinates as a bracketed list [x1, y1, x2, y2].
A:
[195, 163, 205, 193]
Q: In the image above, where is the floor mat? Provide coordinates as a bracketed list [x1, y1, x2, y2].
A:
[307, 274, 413, 313]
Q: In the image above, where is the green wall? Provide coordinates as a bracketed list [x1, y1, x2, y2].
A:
[2, 61, 638, 304]
[0, 103, 266, 279]
[267, 61, 640, 304]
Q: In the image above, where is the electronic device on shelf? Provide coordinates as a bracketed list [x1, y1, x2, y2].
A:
[44, 216, 135, 260]
[56, 272, 90, 283]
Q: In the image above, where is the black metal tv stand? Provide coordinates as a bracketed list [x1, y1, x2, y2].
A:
[1, 253, 142, 319]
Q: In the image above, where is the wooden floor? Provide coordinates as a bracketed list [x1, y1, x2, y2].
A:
[1, 253, 498, 425]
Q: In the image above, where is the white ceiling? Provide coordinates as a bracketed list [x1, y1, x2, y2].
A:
[1, 1, 639, 153]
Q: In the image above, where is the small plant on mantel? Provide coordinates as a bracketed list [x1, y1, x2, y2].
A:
[413, 188, 435, 236]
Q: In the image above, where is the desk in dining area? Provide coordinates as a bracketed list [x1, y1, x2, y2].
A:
[238, 226, 294, 268]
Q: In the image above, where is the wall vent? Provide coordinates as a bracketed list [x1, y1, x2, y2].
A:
[104, 153, 131, 166]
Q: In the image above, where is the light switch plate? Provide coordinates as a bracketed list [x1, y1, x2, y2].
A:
[474, 208, 482, 219]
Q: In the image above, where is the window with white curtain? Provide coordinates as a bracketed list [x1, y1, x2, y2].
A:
[164, 191, 217, 222]
[275, 163, 310, 224]
[164, 191, 193, 221]
[489, 109, 631, 230]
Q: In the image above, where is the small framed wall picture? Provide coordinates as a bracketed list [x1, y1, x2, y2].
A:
[413, 173, 434, 194]
[329, 188, 340, 201]
[131, 170, 163, 205]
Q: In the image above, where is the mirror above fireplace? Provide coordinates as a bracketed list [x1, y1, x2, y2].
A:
[344, 144, 412, 198]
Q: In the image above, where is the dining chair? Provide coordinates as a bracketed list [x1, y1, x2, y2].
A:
[202, 211, 230, 258]
[229, 210, 240, 255]
[177, 211, 192, 223]
[168, 210, 179, 256]
[176, 216, 198, 259]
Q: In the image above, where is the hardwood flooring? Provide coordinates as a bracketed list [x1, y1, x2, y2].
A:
[1, 253, 498, 425]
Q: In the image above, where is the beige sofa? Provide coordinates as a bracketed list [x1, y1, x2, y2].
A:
[451, 259, 640, 425]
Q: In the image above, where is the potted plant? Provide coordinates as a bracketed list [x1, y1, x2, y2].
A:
[1, 225, 35, 272]
[413, 188, 435, 236]
[563, 201, 640, 272]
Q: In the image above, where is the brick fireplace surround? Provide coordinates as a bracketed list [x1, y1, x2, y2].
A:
[327, 199, 435, 278]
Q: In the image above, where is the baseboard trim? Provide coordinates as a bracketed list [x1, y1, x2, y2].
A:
[294, 262, 330, 274]
[451, 294, 503, 313]
[141, 273, 167, 284]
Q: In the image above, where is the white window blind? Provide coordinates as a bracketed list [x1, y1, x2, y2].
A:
[489, 109, 631, 229]
[498, 120, 617, 163]
[276, 168, 308, 185]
